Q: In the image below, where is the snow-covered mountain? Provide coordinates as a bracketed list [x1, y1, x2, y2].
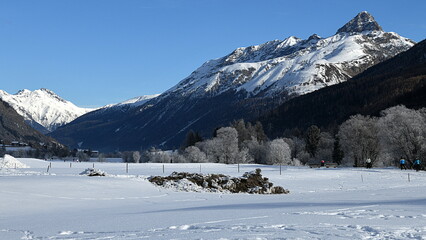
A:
[0, 88, 95, 133]
[102, 94, 160, 110]
[51, 11, 416, 151]
[165, 11, 414, 99]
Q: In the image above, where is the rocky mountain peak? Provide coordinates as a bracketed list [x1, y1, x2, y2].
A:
[307, 34, 321, 41]
[336, 11, 383, 34]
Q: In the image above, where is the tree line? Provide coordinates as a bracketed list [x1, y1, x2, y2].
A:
[126, 105, 424, 170]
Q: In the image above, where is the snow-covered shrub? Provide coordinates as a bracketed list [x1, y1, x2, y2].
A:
[80, 168, 106, 176]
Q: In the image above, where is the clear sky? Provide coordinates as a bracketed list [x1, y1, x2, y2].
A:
[0, 0, 425, 107]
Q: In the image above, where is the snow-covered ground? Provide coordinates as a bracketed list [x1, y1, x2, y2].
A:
[1, 158, 425, 239]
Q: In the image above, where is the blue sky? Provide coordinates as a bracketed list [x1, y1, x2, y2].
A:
[0, 0, 425, 107]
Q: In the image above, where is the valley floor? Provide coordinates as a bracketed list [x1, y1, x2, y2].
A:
[1, 159, 426, 239]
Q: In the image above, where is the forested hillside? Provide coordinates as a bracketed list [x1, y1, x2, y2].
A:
[262, 39, 426, 137]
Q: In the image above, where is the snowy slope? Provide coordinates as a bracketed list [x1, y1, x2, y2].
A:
[103, 94, 159, 109]
[1, 159, 426, 239]
[165, 12, 414, 98]
[0, 89, 95, 132]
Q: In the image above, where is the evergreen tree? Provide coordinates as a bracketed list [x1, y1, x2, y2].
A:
[305, 125, 320, 158]
[254, 121, 268, 143]
[332, 137, 344, 165]
[181, 130, 203, 150]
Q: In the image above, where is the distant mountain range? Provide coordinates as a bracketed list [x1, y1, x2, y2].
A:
[49, 11, 416, 152]
[0, 89, 94, 133]
[261, 39, 426, 136]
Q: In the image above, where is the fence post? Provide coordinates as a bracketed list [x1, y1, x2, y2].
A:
[163, 164, 165, 174]
[46, 165, 50, 173]
[238, 163, 240, 173]
[70, 162, 72, 168]
[408, 173, 411, 182]
[280, 164, 282, 175]
[126, 163, 129, 173]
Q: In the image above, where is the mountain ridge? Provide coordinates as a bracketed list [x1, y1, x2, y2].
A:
[50, 12, 416, 151]
[0, 88, 95, 133]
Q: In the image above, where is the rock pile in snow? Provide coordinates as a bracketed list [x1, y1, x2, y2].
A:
[80, 168, 106, 176]
[0, 154, 29, 169]
[149, 168, 289, 194]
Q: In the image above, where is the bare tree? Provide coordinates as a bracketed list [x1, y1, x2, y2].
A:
[377, 105, 426, 166]
[338, 115, 380, 167]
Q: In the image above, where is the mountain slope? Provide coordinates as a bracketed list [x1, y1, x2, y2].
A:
[261, 39, 426, 136]
[0, 99, 61, 148]
[51, 12, 415, 152]
[164, 12, 413, 99]
[0, 89, 94, 133]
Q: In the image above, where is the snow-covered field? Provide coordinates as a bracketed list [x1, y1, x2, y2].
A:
[1, 158, 426, 240]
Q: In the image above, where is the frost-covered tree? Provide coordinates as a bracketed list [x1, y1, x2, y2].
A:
[265, 138, 291, 165]
[237, 147, 253, 164]
[143, 148, 172, 163]
[338, 115, 379, 167]
[197, 138, 222, 163]
[290, 137, 310, 164]
[132, 151, 141, 163]
[377, 105, 426, 166]
[215, 127, 239, 164]
[77, 151, 89, 162]
[97, 153, 106, 162]
[184, 146, 207, 163]
[241, 138, 265, 164]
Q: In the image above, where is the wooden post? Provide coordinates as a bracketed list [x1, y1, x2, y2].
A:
[280, 164, 282, 175]
[163, 164, 165, 174]
[361, 174, 364, 183]
[46, 165, 50, 173]
[408, 173, 411, 182]
[238, 163, 240, 173]
[70, 162, 72, 168]
[49, 162, 52, 168]
[126, 163, 128, 173]
[92, 163, 95, 168]
[200, 164, 201, 173]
